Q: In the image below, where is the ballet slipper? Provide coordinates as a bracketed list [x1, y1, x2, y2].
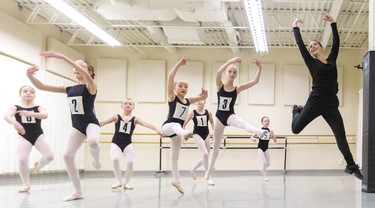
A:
[183, 131, 193, 141]
[111, 183, 122, 189]
[206, 179, 215, 186]
[63, 192, 83, 201]
[29, 162, 40, 173]
[171, 181, 184, 194]
[18, 186, 30, 193]
[124, 184, 134, 190]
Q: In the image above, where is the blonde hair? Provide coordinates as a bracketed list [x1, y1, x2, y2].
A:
[19, 85, 35, 95]
[82, 60, 95, 79]
[261, 116, 269, 123]
[227, 64, 238, 71]
[174, 80, 189, 88]
[122, 97, 135, 107]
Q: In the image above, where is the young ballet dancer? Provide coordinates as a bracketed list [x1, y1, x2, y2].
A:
[161, 55, 208, 194]
[99, 98, 163, 190]
[4, 85, 54, 193]
[183, 99, 214, 183]
[26, 51, 102, 200]
[292, 13, 363, 180]
[204, 57, 268, 185]
[250, 116, 277, 181]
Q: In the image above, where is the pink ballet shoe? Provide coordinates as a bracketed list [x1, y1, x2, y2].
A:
[63, 192, 83, 201]
[18, 186, 30, 193]
[171, 181, 184, 194]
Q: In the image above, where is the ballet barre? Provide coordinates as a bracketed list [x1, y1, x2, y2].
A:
[155, 135, 288, 175]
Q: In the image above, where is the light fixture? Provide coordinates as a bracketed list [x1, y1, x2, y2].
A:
[243, 0, 268, 53]
[44, 0, 121, 47]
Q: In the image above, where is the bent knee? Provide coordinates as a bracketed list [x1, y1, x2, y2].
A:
[87, 139, 99, 149]
[18, 157, 28, 165]
[63, 154, 74, 162]
[112, 157, 120, 163]
[46, 154, 54, 162]
[126, 160, 134, 166]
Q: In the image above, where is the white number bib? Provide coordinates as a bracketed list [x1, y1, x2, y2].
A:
[172, 102, 189, 120]
[119, 121, 132, 134]
[196, 115, 207, 127]
[218, 96, 232, 111]
[67, 96, 84, 115]
[21, 112, 36, 124]
[260, 132, 270, 140]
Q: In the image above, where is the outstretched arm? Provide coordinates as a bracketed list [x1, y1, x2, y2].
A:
[216, 57, 241, 90]
[135, 117, 164, 137]
[99, 115, 118, 127]
[188, 88, 208, 104]
[167, 55, 189, 102]
[237, 59, 262, 93]
[40, 51, 97, 94]
[323, 12, 339, 61]
[26, 66, 66, 93]
[292, 16, 314, 69]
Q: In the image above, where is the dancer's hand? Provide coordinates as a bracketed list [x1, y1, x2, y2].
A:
[250, 135, 257, 142]
[322, 12, 334, 23]
[254, 59, 262, 70]
[14, 122, 26, 135]
[178, 55, 190, 66]
[26, 66, 39, 77]
[292, 16, 304, 27]
[199, 88, 208, 100]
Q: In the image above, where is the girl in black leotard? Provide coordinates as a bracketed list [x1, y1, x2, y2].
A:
[292, 13, 362, 180]
[183, 99, 214, 184]
[27, 51, 102, 201]
[4, 85, 54, 193]
[100, 98, 163, 190]
[251, 116, 277, 181]
[204, 58, 268, 185]
[161, 55, 208, 194]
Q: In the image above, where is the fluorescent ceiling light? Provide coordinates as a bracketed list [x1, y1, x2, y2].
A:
[44, 0, 121, 47]
[243, 0, 268, 53]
